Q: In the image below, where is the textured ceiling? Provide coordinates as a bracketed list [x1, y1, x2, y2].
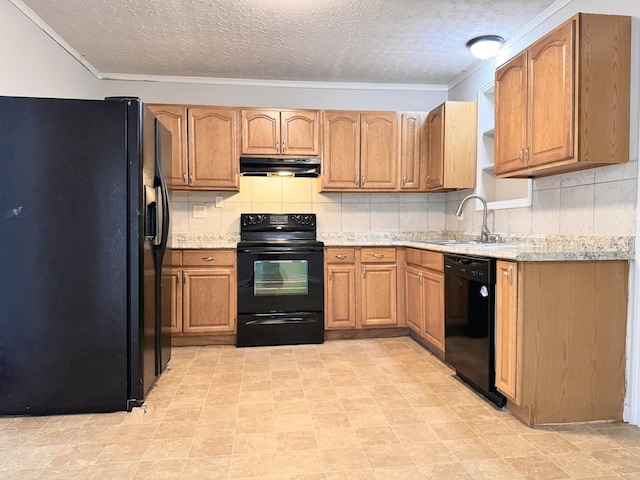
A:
[18, 0, 558, 84]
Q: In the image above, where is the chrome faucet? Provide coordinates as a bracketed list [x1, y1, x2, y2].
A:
[455, 194, 492, 243]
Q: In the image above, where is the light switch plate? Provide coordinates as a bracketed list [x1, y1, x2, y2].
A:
[192, 204, 207, 218]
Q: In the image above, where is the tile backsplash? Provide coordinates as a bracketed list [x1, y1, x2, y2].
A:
[171, 160, 637, 238]
[171, 176, 447, 235]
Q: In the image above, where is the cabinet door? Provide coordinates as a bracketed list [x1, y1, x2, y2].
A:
[495, 52, 528, 175]
[361, 264, 397, 327]
[495, 260, 519, 402]
[325, 264, 357, 329]
[404, 266, 423, 334]
[399, 113, 423, 190]
[148, 104, 189, 188]
[183, 267, 236, 333]
[360, 112, 398, 190]
[422, 269, 444, 352]
[241, 109, 280, 155]
[281, 110, 320, 156]
[321, 111, 361, 190]
[425, 105, 444, 190]
[527, 19, 575, 168]
[171, 269, 183, 334]
[188, 107, 239, 190]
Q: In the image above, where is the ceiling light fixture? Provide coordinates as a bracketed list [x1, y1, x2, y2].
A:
[466, 35, 504, 60]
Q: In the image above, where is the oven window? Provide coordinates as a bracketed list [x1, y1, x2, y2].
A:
[254, 260, 308, 296]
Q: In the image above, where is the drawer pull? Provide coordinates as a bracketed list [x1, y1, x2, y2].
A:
[202, 256, 215, 262]
[373, 253, 384, 258]
[335, 254, 347, 259]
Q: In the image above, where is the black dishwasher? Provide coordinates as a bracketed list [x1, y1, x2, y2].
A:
[444, 254, 506, 407]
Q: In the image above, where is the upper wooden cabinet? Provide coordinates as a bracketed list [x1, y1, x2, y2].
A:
[423, 101, 477, 191]
[494, 13, 631, 178]
[147, 104, 189, 188]
[148, 104, 240, 191]
[399, 112, 425, 191]
[241, 109, 321, 156]
[188, 107, 240, 190]
[321, 111, 398, 191]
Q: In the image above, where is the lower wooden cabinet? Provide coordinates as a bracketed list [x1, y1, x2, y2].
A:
[495, 260, 628, 425]
[404, 249, 444, 354]
[171, 249, 237, 344]
[325, 247, 399, 330]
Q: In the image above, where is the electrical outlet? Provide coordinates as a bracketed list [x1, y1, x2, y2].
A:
[215, 196, 224, 208]
[192, 204, 207, 219]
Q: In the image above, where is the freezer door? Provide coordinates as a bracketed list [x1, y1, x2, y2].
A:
[0, 96, 131, 415]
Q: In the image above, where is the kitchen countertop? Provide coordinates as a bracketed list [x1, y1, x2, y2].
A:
[171, 231, 634, 261]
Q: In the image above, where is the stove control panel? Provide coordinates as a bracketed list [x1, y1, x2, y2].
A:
[241, 213, 316, 228]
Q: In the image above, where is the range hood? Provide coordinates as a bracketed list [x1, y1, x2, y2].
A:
[240, 157, 321, 177]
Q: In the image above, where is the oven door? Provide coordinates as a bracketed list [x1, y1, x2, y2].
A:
[237, 246, 324, 315]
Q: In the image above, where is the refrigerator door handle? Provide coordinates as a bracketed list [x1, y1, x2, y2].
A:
[143, 185, 157, 241]
[154, 185, 163, 246]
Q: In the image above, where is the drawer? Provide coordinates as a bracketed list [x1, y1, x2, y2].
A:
[406, 248, 443, 271]
[182, 249, 236, 267]
[361, 247, 396, 263]
[325, 248, 356, 264]
[171, 250, 183, 266]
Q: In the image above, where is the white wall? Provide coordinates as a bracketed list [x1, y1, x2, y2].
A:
[0, 1, 99, 99]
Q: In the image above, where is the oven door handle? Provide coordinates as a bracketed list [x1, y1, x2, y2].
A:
[245, 317, 318, 325]
[237, 248, 323, 254]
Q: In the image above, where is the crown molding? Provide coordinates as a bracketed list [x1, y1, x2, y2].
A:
[98, 73, 448, 92]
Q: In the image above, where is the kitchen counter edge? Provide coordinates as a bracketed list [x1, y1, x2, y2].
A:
[172, 232, 633, 261]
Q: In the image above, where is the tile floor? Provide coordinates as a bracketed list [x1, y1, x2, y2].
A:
[1, 337, 640, 479]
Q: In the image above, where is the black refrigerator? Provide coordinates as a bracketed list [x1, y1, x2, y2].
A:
[0, 96, 172, 415]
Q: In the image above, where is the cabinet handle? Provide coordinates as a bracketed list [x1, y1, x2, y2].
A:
[282, 141, 285, 153]
[276, 140, 280, 152]
[361, 176, 365, 185]
[202, 256, 215, 262]
[402, 175, 407, 185]
[362, 267, 366, 278]
[189, 173, 193, 184]
[183, 173, 187, 183]
[373, 253, 384, 259]
[524, 147, 529, 165]
[418, 272, 423, 279]
[519, 148, 524, 164]
[355, 175, 360, 186]
[176, 271, 181, 281]
[328, 268, 332, 280]
[335, 254, 347, 259]
[183, 272, 187, 285]
[506, 265, 513, 285]
[426, 175, 430, 184]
